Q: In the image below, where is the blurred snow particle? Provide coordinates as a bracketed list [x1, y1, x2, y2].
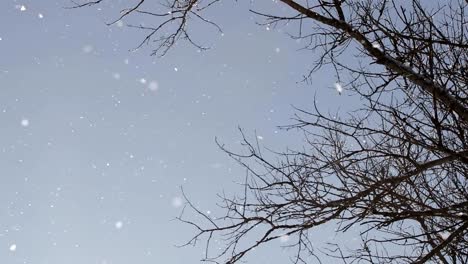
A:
[19, 5, 26, 11]
[115, 221, 123, 229]
[9, 244, 17, 252]
[82, 45, 94, 54]
[210, 163, 223, 169]
[139, 78, 147, 84]
[275, 47, 280, 53]
[112, 73, 121, 80]
[21, 119, 29, 127]
[116, 20, 124, 27]
[257, 135, 264, 140]
[334, 82, 343, 95]
[174, 67, 178, 72]
[38, 13, 44, 19]
[171, 197, 183, 208]
[372, 43, 382, 51]
[279, 235, 290, 243]
[440, 232, 451, 240]
[148, 81, 159, 91]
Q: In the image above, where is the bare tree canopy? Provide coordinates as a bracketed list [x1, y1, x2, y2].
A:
[73, 0, 468, 263]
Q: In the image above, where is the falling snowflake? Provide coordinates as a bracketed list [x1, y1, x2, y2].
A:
[9, 244, 17, 252]
[372, 43, 382, 51]
[210, 163, 223, 169]
[19, 5, 26, 11]
[334, 82, 343, 94]
[82, 45, 94, 54]
[279, 235, 290, 243]
[440, 232, 451, 240]
[21, 119, 29, 127]
[139, 78, 147, 84]
[115, 221, 123, 229]
[148, 81, 159, 91]
[171, 197, 183, 208]
[38, 13, 44, 19]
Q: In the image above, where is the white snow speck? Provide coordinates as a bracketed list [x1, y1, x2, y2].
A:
[279, 235, 290, 243]
[21, 119, 29, 127]
[171, 197, 183, 208]
[372, 43, 382, 50]
[82, 45, 94, 54]
[148, 81, 159, 91]
[116, 20, 124, 27]
[115, 221, 123, 229]
[38, 13, 44, 19]
[210, 163, 223, 169]
[257, 136, 264, 140]
[275, 47, 280, 53]
[9, 244, 16, 252]
[139, 78, 147, 84]
[334, 82, 343, 94]
[439, 232, 450, 240]
[112, 73, 121, 80]
[174, 67, 178, 72]
[20, 5, 26, 11]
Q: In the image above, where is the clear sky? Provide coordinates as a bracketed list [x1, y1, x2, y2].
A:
[0, 1, 355, 263]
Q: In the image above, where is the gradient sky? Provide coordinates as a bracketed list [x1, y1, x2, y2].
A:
[0, 1, 359, 263]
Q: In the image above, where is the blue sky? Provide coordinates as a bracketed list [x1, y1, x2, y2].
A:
[0, 1, 356, 263]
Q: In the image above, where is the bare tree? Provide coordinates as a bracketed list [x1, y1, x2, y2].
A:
[72, 0, 468, 263]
